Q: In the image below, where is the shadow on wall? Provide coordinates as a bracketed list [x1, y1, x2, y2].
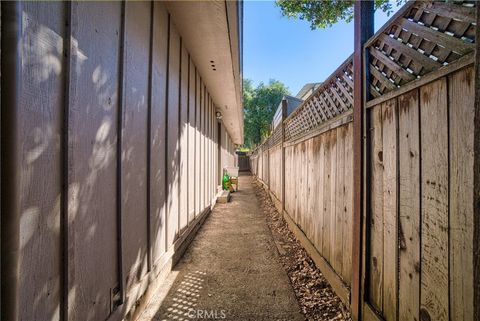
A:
[1, 1, 227, 321]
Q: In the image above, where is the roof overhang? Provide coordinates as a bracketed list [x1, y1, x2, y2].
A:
[166, 0, 244, 144]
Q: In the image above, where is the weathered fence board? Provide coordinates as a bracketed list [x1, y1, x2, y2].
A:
[342, 124, 353, 284]
[398, 90, 420, 321]
[322, 132, 333, 262]
[368, 106, 384, 312]
[269, 144, 282, 201]
[448, 67, 474, 321]
[381, 98, 398, 321]
[420, 78, 449, 321]
[329, 131, 338, 270]
[334, 127, 345, 275]
[314, 135, 325, 251]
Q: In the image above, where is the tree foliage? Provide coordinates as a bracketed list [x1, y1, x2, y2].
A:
[275, 0, 405, 29]
[243, 79, 290, 148]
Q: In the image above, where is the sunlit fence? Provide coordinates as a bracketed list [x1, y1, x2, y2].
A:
[250, 1, 477, 320]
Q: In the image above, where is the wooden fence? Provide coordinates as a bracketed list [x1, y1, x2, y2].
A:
[250, 1, 477, 320]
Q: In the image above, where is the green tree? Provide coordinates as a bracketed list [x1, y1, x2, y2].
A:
[275, 0, 405, 29]
[243, 79, 290, 148]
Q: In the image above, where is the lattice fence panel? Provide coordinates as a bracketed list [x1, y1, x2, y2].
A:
[367, 1, 476, 97]
[284, 57, 354, 141]
[271, 126, 283, 146]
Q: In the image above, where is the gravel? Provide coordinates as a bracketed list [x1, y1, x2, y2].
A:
[253, 180, 352, 321]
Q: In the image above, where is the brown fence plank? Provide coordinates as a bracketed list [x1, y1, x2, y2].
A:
[283, 210, 350, 306]
[316, 135, 325, 252]
[381, 98, 398, 321]
[334, 127, 345, 274]
[322, 132, 332, 262]
[475, 7, 480, 319]
[285, 146, 293, 216]
[398, 89, 420, 321]
[419, 78, 449, 321]
[310, 136, 320, 250]
[368, 105, 384, 312]
[290, 145, 299, 222]
[301, 142, 308, 232]
[307, 139, 315, 241]
[329, 131, 337, 267]
[448, 66, 474, 321]
[342, 123, 354, 285]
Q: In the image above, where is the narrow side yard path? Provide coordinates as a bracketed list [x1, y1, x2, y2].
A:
[138, 174, 304, 321]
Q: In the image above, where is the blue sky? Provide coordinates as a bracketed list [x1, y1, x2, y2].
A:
[244, 1, 401, 96]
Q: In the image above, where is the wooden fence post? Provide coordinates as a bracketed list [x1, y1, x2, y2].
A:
[351, 1, 374, 320]
[474, 4, 480, 320]
[281, 98, 287, 214]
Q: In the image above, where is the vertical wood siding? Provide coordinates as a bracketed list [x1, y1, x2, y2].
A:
[68, 2, 122, 319]
[122, 0, 151, 292]
[0, 2, 236, 320]
[15, 3, 66, 320]
[150, 0, 169, 269]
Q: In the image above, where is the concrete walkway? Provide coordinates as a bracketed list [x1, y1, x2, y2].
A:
[138, 174, 304, 321]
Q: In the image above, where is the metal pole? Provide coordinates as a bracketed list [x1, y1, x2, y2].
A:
[351, 1, 374, 320]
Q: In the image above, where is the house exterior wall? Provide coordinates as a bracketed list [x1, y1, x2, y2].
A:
[220, 123, 236, 170]
[0, 2, 237, 320]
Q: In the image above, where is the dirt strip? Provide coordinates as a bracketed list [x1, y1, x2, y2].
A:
[253, 179, 352, 321]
